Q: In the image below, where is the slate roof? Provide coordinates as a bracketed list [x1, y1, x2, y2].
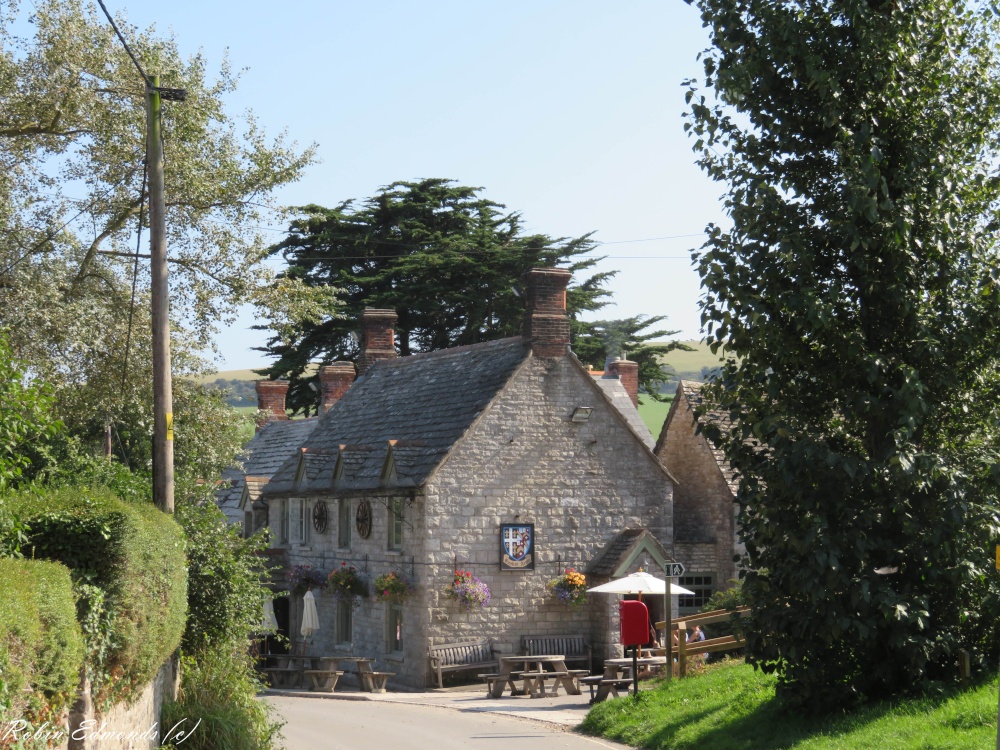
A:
[215, 417, 319, 523]
[659, 380, 738, 495]
[591, 375, 655, 450]
[265, 337, 532, 494]
[588, 528, 672, 577]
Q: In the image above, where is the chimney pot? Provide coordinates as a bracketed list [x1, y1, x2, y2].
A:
[522, 267, 572, 358]
[608, 359, 640, 407]
[255, 380, 290, 428]
[358, 308, 398, 374]
[319, 361, 356, 412]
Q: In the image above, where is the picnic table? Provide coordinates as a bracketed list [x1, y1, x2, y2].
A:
[260, 654, 392, 693]
[580, 656, 668, 703]
[485, 655, 584, 699]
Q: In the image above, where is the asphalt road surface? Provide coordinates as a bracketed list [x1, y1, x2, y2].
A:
[266, 696, 633, 750]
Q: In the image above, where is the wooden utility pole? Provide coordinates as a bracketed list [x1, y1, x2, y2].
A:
[147, 75, 174, 513]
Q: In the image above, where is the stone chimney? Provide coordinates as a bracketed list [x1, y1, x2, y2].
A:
[359, 308, 398, 375]
[522, 267, 572, 358]
[255, 380, 290, 427]
[319, 361, 355, 412]
[608, 358, 639, 407]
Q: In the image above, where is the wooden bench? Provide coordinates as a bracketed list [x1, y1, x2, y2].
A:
[519, 670, 570, 698]
[580, 675, 632, 702]
[478, 672, 524, 697]
[302, 669, 343, 693]
[429, 638, 495, 689]
[361, 671, 394, 693]
[521, 634, 592, 670]
[262, 667, 301, 689]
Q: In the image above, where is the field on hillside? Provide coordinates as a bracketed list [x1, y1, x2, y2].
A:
[199, 341, 722, 384]
[657, 339, 725, 383]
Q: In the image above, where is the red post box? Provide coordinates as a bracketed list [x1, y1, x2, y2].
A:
[620, 600, 649, 647]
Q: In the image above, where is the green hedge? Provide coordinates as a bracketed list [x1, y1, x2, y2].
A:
[0, 558, 84, 722]
[8, 487, 187, 706]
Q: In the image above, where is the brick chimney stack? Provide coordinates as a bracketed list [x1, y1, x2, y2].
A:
[608, 358, 640, 407]
[319, 361, 355, 412]
[523, 267, 572, 358]
[255, 380, 290, 428]
[358, 308, 398, 375]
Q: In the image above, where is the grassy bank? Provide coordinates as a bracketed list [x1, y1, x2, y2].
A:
[579, 660, 996, 749]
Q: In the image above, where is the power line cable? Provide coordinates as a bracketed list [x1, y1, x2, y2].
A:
[95, 0, 149, 84]
[121, 160, 148, 392]
[0, 173, 138, 277]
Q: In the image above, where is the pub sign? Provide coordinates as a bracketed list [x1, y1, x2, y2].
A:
[500, 523, 534, 570]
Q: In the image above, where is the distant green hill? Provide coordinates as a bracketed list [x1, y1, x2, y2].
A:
[195, 340, 721, 414]
[656, 339, 724, 386]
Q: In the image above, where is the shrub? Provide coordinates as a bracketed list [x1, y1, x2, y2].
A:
[175, 500, 274, 652]
[160, 646, 283, 750]
[0, 559, 84, 723]
[6, 486, 187, 707]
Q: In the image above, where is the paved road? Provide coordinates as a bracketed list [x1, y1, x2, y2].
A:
[267, 695, 633, 750]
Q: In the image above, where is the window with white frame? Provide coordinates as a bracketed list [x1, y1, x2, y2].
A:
[290, 499, 303, 543]
[338, 498, 351, 548]
[388, 497, 403, 551]
[335, 600, 352, 645]
[386, 604, 403, 654]
[277, 499, 289, 544]
[677, 574, 714, 614]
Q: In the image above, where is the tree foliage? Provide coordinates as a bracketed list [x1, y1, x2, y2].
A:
[0, 334, 62, 490]
[0, 0, 331, 456]
[571, 316, 693, 400]
[688, 0, 1000, 707]
[259, 178, 618, 414]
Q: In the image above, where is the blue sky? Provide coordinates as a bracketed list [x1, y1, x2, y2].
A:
[112, 1, 723, 370]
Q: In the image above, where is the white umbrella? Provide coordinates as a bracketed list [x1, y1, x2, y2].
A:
[587, 571, 696, 597]
[300, 590, 320, 639]
[261, 598, 278, 631]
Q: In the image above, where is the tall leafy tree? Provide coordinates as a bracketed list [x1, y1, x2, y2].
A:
[688, 0, 1000, 707]
[0, 0, 332, 459]
[571, 316, 692, 401]
[260, 178, 618, 414]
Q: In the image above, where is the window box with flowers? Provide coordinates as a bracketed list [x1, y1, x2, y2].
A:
[327, 562, 369, 603]
[444, 570, 491, 610]
[288, 564, 328, 597]
[373, 571, 413, 603]
[546, 568, 587, 607]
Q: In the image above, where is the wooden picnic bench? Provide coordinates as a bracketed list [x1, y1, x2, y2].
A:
[302, 669, 344, 693]
[521, 634, 592, 670]
[580, 675, 632, 702]
[429, 638, 495, 689]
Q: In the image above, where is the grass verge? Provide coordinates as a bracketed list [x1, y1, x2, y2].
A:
[578, 660, 996, 749]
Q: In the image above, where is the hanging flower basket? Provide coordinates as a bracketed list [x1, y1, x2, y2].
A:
[287, 564, 328, 597]
[445, 570, 491, 610]
[327, 562, 369, 602]
[547, 568, 587, 607]
[373, 571, 413, 603]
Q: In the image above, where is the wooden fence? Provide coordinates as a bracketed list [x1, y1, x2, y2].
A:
[654, 606, 750, 677]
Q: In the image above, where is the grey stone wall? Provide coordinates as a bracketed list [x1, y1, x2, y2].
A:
[420, 356, 672, 672]
[278, 355, 674, 688]
[62, 656, 178, 750]
[657, 388, 740, 592]
[283, 490, 430, 688]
